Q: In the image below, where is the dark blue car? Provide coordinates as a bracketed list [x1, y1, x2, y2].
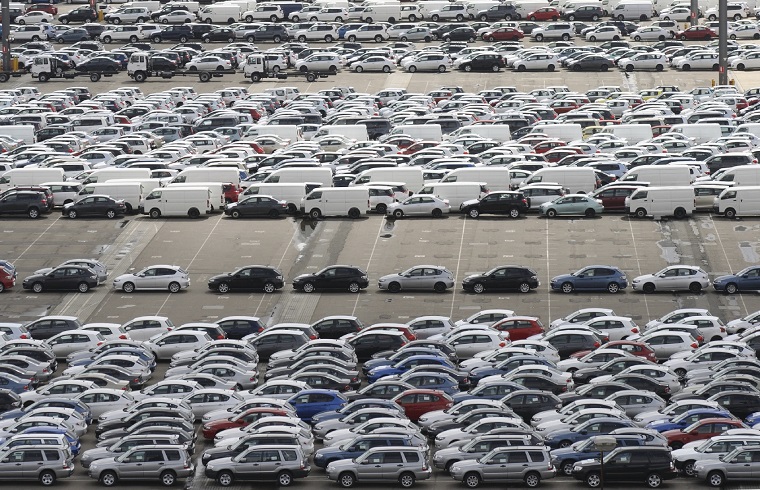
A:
[310, 398, 403, 425]
[550, 434, 646, 476]
[544, 417, 635, 449]
[0, 373, 31, 394]
[397, 372, 460, 395]
[362, 347, 448, 375]
[645, 408, 734, 432]
[713, 266, 760, 294]
[288, 389, 346, 423]
[367, 355, 455, 383]
[451, 380, 525, 403]
[550, 265, 628, 294]
[469, 355, 555, 385]
[0, 397, 92, 425]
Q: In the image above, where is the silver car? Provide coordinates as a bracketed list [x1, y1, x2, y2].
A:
[378, 265, 455, 293]
[326, 446, 432, 488]
[87, 444, 195, 487]
[433, 434, 535, 472]
[449, 446, 556, 488]
[112, 265, 190, 293]
[204, 445, 310, 487]
[386, 195, 450, 218]
[80, 434, 185, 469]
[631, 265, 711, 294]
[35, 259, 108, 283]
[0, 446, 74, 486]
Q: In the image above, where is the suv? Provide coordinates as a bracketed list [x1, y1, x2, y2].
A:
[0, 187, 54, 211]
[150, 24, 192, 43]
[104, 6, 151, 24]
[450, 446, 555, 488]
[80, 434, 184, 468]
[0, 446, 74, 485]
[0, 190, 50, 219]
[434, 435, 535, 472]
[59, 6, 97, 23]
[205, 445, 309, 487]
[572, 446, 677, 488]
[326, 447, 431, 488]
[315, 434, 418, 468]
[477, 4, 520, 21]
[563, 5, 604, 20]
[87, 445, 194, 487]
[530, 23, 574, 41]
[296, 24, 339, 42]
[706, 152, 756, 175]
[460, 191, 530, 218]
[201, 434, 303, 466]
[247, 24, 289, 42]
[345, 24, 388, 42]
[457, 52, 506, 72]
[292, 265, 369, 293]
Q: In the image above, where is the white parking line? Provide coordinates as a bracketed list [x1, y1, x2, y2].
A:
[627, 217, 650, 319]
[13, 216, 60, 262]
[351, 217, 386, 317]
[711, 215, 748, 316]
[545, 218, 551, 320]
[449, 217, 467, 318]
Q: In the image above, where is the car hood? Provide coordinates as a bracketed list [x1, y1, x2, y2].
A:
[712, 274, 736, 283]
[326, 458, 356, 472]
[449, 459, 481, 473]
[293, 273, 316, 282]
[208, 273, 232, 282]
[461, 198, 479, 208]
[81, 447, 112, 462]
[632, 274, 656, 282]
[112, 273, 137, 282]
[462, 273, 486, 282]
[378, 273, 402, 282]
[550, 273, 574, 282]
[88, 456, 118, 470]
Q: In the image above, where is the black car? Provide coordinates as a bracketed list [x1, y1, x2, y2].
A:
[477, 4, 520, 21]
[292, 265, 369, 293]
[0, 190, 51, 219]
[562, 5, 604, 20]
[63, 195, 127, 219]
[224, 196, 287, 218]
[151, 24, 193, 43]
[460, 191, 530, 218]
[708, 391, 760, 419]
[310, 316, 364, 339]
[572, 357, 651, 385]
[433, 23, 469, 39]
[348, 331, 408, 361]
[442, 26, 477, 42]
[151, 4, 193, 21]
[207, 265, 284, 294]
[462, 265, 539, 294]
[0, 187, 53, 211]
[75, 56, 120, 73]
[59, 6, 97, 23]
[572, 447, 677, 488]
[146, 54, 177, 71]
[458, 52, 506, 72]
[559, 381, 633, 405]
[22, 265, 99, 294]
[202, 27, 235, 43]
[247, 24, 289, 42]
[568, 54, 615, 71]
[0, 390, 21, 412]
[501, 390, 563, 420]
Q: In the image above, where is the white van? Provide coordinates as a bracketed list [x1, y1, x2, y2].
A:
[448, 125, 511, 142]
[244, 124, 301, 141]
[440, 167, 515, 191]
[169, 167, 241, 186]
[197, 3, 241, 23]
[300, 186, 370, 219]
[530, 123, 583, 142]
[361, 3, 400, 22]
[264, 167, 333, 187]
[600, 124, 653, 143]
[388, 124, 443, 141]
[416, 181, 487, 209]
[351, 168, 424, 192]
[142, 186, 212, 218]
[735, 123, 760, 138]
[106, 178, 163, 194]
[0, 168, 64, 192]
[3, 125, 35, 144]
[620, 165, 693, 186]
[241, 182, 321, 213]
[79, 182, 144, 214]
[669, 123, 722, 144]
[82, 168, 151, 186]
[167, 182, 225, 212]
[626, 186, 696, 219]
[40, 181, 82, 207]
[610, 0, 653, 19]
[367, 185, 396, 213]
[520, 167, 597, 193]
[313, 125, 369, 141]
[715, 185, 760, 218]
[714, 165, 760, 186]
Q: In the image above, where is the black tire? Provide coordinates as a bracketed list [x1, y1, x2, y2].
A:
[122, 282, 135, 293]
[149, 208, 161, 219]
[106, 209, 116, 219]
[339, 472, 355, 488]
[524, 472, 541, 488]
[388, 282, 401, 293]
[27, 207, 39, 219]
[309, 208, 321, 219]
[160, 471, 176, 487]
[437, 64, 446, 72]
[278, 471, 293, 487]
[100, 471, 118, 487]
[561, 461, 575, 477]
[607, 282, 620, 294]
[188, 208, 200, 218]
[39, 470, 56, 487]
[725, 282, 739, 294]
[708, 471, 724, 487]
[393, 209, 403, 218]
[634, 208, 647, 218]
[90, 73, 100, 82]
[348, 208, 361, 219]
[217, 282, 230, 293]
[585, 208, 596, 218]
[560, 282, 573, 294]
[643, 283, 655, 294]
[268, 209, 280, 218]
[674, 207, 687, 219]
[725, 207, 737, 219]
[464, 472, 481, 489]
[509, 208, 520, 219]
[216, 471, 234, 487]
[263, 282, 276, 293]
[472, 282, 485, 294]
[689, 282, 702, 293]
[586, 472, 601, 488]
[535, 34, 543, 41]
[546, 208, 557, 218]
[376, 203, 387, 214]
[646, 473, 662, 488]
[199, 71, 211, 82]
[518, 282, 531, 293]
[68, 209, 77, 219]
[434, 282, 447, 293]
[683, 461, 697, 477]
[78, 282, 90, 293]
[168, 282, 181, 293]
[399, 472, 415, 488]
[230, 209, 241, 219]
[432, 208, 443, 218]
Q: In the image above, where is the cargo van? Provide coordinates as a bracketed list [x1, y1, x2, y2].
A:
[351, 167, 424, 192]
[82, 168, 151, 186]
[520, 167, 597, 193]
[2, 125, 35, 144]
[244, 124, 301, 141]
[300, 186, 370, 219]
[79, 182, 144, 214]
[388, 124, 443, 141]
[599, 123, 653, 143]
[241, 182, 321, 213]
[40, 181, 82, 207]
[142, 186, 212, 219]
[197, 3, 241, 23]
[714, 166, 760, 186]
[514, 0, 551, 17]
[620, 164, 693, 186]
[264, 167, 332, 187]
[715, 185, 760, 218]
[416, 182, 487, 209]
[0, 168, 65, 192]
[439, 167, 515, 191]
[530, 123, 583, 142]
[668, 123, 722, 144]
[169, 167, 241, 186]
[448, 125, 511, 142]
[313, 125, 369, 141]
[106, 178, 163, 194]
[626, 186, 695, 219]
[610, 0, 653, 19]
[167, 182, 225, 212]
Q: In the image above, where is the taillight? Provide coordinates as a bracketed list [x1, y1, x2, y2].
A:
[720, 327, 726, 332]
[249, 376, 256, 381]
[217, 335, 224, 340]
[498, 342, 506, 347]
[593, 341, 600, 347]
[23, 385, 28, 391]
[697, 335, 704, 342]
[631, 327, 638, 333]
[96, 341, 103, 346]
[119, 335, 127, 339]
[20, 335, 27, 339]
[690, 342, 698, 348]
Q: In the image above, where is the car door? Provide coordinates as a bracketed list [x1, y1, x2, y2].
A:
[358, 451, 386, 481]
[0, 449, 29, 479]
[230, 267, 255, 289]
[726, 450, 754, 479]
[740, 267, 760, 290]
[402, 267, 425, 289]
[43, 268, 68, 290]
[573, 267, 598, 290]
[481, 450, 510, 482]
[121, 449, 148, 479]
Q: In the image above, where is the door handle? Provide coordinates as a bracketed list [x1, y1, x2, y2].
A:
[397, 464, 404, 467]
[522, 464, 529, 467]
[136, 463, 143, 466]
[375, 465, 382, 468]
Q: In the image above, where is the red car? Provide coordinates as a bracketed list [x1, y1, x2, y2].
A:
[677, 25, 716, 40]
[549, 100, 581, 114]
[0, 267, 13, 293]
[222, 183, 240, 203]
[490, 316, 544, 341]
[201, 407, 289, 440]
[532, 140, 567, 154]
[393, 389, 453, 421]
[570, 340, 658, 363]
[483, 27, 524, 41]
[527, 7, 560, 21]
[400, 140, 440, 155]
[662, 418, 744, 449]
[26, 3, 57, 15]
[544, 148, 582, 163]
[591, 185, 641, 210]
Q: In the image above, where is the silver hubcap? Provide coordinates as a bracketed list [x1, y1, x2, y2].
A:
[163, 474, 174, 485]
[473, 284, 484, 293]
[41, 474, 53, 485]
[280, 474, 291, 486]
[79, 284, 87, 292]
[466, 476, 479, 487]
[648, 475, 661, 487]
[341, 475, 353, 487]
[520, 283, 530, 293]
[124, 284, 134, 293]
[304, 284, 314, 293]
[684, 463, 695, 476]
[401, 476, 413, 487]
[103, 475, 115, 485]
[710, 474, 722, 486]
[510, 209, 519, 217]
[169, 283, 180, 292]
[588, 475, 600, 487]
[526, 475, 538, 487]
[69, 211, 76, 218]
[219, 474, 232, 486]
[349, 283, 359, 292]
[562, 284, 573, 293]
[264, 283, 275, 293]
[30, 210, 38, 218]
[609, 284, 618, 293]
[218, 284, 229, 293]
[33, 284, 42, 293]
[727, 284, 737, 293]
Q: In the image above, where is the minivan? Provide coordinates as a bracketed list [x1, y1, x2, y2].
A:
[715, 185, 760, 218]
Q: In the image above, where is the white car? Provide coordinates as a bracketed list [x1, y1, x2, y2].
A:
[417, 399, 508, 429]
[512, 52, 559, 71]
[530, 23, 574, 41]
[731, 51, 760, 70]
[706, 3, 749, 20]
[20, 380, 97, 406]
[45, 330, 105, 359]
[74, 388, 136, 418]
[183, 388, 244, 420]
[401, 52, 451, 72]
[550, 308, 615, 329]
[631, 265, 711, 294]
[216, 415, 310, 445]
[633, 400, 723, 427]
[645, 308, 711, 331]
[455, 309, 516, 327]
[592, 364, 681, 393]
[112, 265, 190, 293]
[386, 195, 450, 218]
[673, 435, 760, 476]
[663, 347, 742, 377]
[201, 397, 296, 423]
[585, 25, 621, 41]
[295, 24, 339, 42]
[344, 24, 389, 42]
[604, 390, 667, 417]
[143, 330, 211, 359]
[99, 25, 145, 43]
[531, 399, 622, 427]
[294, 52, 342, 73]
[120, 315, 174, 342]
[510, 340, 561, 364]
[352, 55, 395, 73]
[34, 259, 107, 283]
[186, 55, 232, 71]
[434, 416, 526, 449]
[730, 23, 760, 38]
[158, 9, 193, 23]
[80, 323, 127, 341]
[16, 11, 54, 24]
[447, 330, 508, 358]
[638, 331, 699, 360]
[631, 26, 671, 40]
[129, 379, 200, 402]
[534, 407, 627, 433]
[309, 7, 348, 22]
[674, 51, 719, 70]
[399, 26, 433, 42]
[618, 51, 668, 71]
[430, 3, 468, 21]
[660, 7, 692, 21]
[556, 348, 634, 372]
[676, 315, 727, 342]
[726, 310, 760, 334]
[583, 316, 640, 341]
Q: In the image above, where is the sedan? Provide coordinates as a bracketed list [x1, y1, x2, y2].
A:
[677, 25, 716, 40]
[632, 265, 711, 294]
[631, 26, 671, 40]
[539, 194, 605, 218]
[224, 196, 287, 218]
[527, 7, 560, 21]
[567, 54, 615, 71]
[186, 55, 232, 71]
[483, 27, 524, 41]
[550, 265, 628, 294]
[713, 266, 760, 294]
[386, 195, 450, 218]
[378, 265, 455, 293]
[112, 265, 189, 293]
[75, 56, 121, 73]
[22, 265, 99, 294]
[63, 195, 127, 219]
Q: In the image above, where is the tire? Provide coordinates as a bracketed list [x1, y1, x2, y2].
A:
[546, 208, 557, 218]
[376, 203, 387, 214]
[306, 72, 316, 82]
[626, 63, 634, 72]
[643, 283, 655, 294]
[712, 64, 719, 71]
[388, 282, 401, 293]
[102, 35, 112, 43]
[509, 207, 520, 218]
[585, 208, 596, 218]
[634, 208, 647, 219]
[0, 283, 4, 293]
[348, 35, 356, 42]
[548, 64, 555, 71]
[38, 470, 55, 487]
[517, 64, 526, 72]
[263, 282, 276, 293]
[38, 72, 49, 82]
[407, 64, 417, 73]
[149, 208, 161, 219]
[278, 471, 293, 487]
[561, 461, 575, 477]
[90, 73, 100, 82]
[589, 35, 596, 41]
[464, 472, 481, 489]
[434, 282, 447, 293]
[472, 282, 485, 294]
[680, 34, 687, 40]
[374, 35, 383, 42]
[393, 209, 403, 218]
[689, 282, 702, 293]
[309, 208, 321, 219]
[268, 209, 280, 218]
[437, 64, 446, 72]
[348, 208, 361, 219]
[592, 14, 599, 20]
[480, 14, 488, 20]
[168, 282, 181, 293]
[464, 64, 472, 72]
[725, 207, 737, 219]
[100, 471, 118, 487]
[432, 208, 443, 218]
[105, 209, 116, 219]
[562, 33, 570, 40]
[656, 64, 663, 71]
[78, 282, 90, 293]
[27, 207, 40, 219]
[491, 64, 499, 72]
[646, 473, 662, 489]
[586, 472, 601, 488]
[568, 14, 575, 20]
[600, 64, 608, 71]
[725, 282, 739, 294]
[518, 282, 531, 293]
[324, 35, 332, 42]
[529, 15, 536, 20]
[535, 34, 543, 41]
[738, 63, 746, 70]
[673, 207, 687, 219]
[683, 461, 697, 477]
[399, 472, 415, 488]
[708, 471, 724, 487]
[524, 472, 540, 488]
[607, 282, 620, 294]
[339, 472, 355, 488]
[57, 37, 64, 44]
[160, 471, 176, 487]
[230, 209, 241, 219]
[431, 14, 439, 21]
[217, 471, 234, 487]
[273, 35, 282, 42]
[617, 14, 624, 20]
[68, 209, 77, 219]
[560, 282, 573, 294]
[730, 34, 737, 40]
[217, 282, 230, 293]
[188, 208, 200, 218]
[383, 65, 391, 73]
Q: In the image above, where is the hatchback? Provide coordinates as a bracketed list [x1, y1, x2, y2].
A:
[550, 265, 628, 294]
[112, 265, 189, 293]
[378, 265, 455, 293]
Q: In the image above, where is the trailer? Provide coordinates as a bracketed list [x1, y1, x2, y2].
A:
[0, 70, 25, 83]
[127, 52, 236, 82]
[244, 53, 331, 83]
[30, 56, 117, 83]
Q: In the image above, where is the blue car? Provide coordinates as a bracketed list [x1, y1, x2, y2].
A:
[713, 266, 760, 294]
[367, 355, 455, 383]
[397, 372, 460, 395]
[550, 265, 628, 294]
[362, 347, 448, 375]
[338, 23, 363, 39]
[287, 389, 347, 423]
[0, 373, 32, 394]
[645, 408, 734, 433]
[310, 398, 403, 425]
[68, 347, 156, 370]
[313, 434, 418, 468]
[746, 412, 760, 426]
[544, 417, 635, 449]
[451, 380, 525, 403]
[469, 356, 556, 385]
[54, 28, 89, 43]
[14, 427, 81, 455]
[0, 397, 92, 425]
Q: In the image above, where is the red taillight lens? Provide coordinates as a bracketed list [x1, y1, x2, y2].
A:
[691, 342, 699, 348]
[593, 341, 600, 347]
[631, 328, 638, 333]
[119, 335, 127, 339]
[697, 336, 703, 342]
[217, 335, 224, 340]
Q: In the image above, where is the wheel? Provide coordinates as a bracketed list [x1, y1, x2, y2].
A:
[491, 64, 499, 72]
[376, 203, 387, 214]
[217, 471, 234, 487]
[509, 208, 520, 218]
[57, 37, 64, 44]
[689, 282, 702, 293]
[560, 282, 573, 294]
[409, 14, 417, 21]
[102, 35, 112, 43]
[431, 14, 439, 21]
[251, 73, 261, 82]
[725, 207, 737, 219]
[348, 208, 361, 219]
[480, 14, 488, 20]
[546, 208, 557, 218]
[464, 472, 481, 489]
[586, 472, 601, 488]
[738, 63, 746, 70]
[472, 282, 485, 294]
[562, 33, 570, 40]
[674, 207, 687, 219]
[383, 65, 391, 73]
[708, 471, 724, 487]
[26, 206, 41, 219]
[273, 35, 282, 42]
[683, 461, 697, 477]
[393, 209, 403, 218]
[589, 35, 596, 41]
[529, 15, 536, 20]
[309, 208, 321, 219]
[302, 282, 315, 293]
[90, 73, 100, 82]
[68, 209, 77, 219]
[548, 64, 555, 71]
[600, 64, 608, 71]
[585, 208, 596, 218]
[535, 34, 543, 41]
[263, 282, 276, 293]
[100, 471, 118, 487]
[149, 208, 161, 219]
[643, 282, 655, 294]
[38, 470, 55, 486]
[78, 282, 90, 293]
[217, 282, 230, 293]
[268, 209, 280, 218]
[432, 208, 443, 218]
[434, 282, 447, 293]
[675, 368, 687, 378]
[464, 64, 472, 72]
[105, 209, 116, 219]
[617, 14, 624, 20]
[656, 64, 663, 71]
[61, 17, 69, 23]
[680, 34, 687, 40]
[160, 471, 176, 487]
[388, 282, 401, 293]
[129, 35, 138, 43]
[591, 14, 599, 20]
[646, 473, 662, 488]
[518, 282, 531, 293]
[231, 209, 241, 219]
[726, 282, 739, 294]
[324, 35, 333, 42]
[339, 472, 355, 488]
[607, 282, 620, 294]
[437, 64, 446, 72]
[374, 35, 383, 42]
[568, 14, 575, 20]
[348, 35, 356, 42]
[278, 471, 293, 487]
[561, 461, 575, 476]
[168, 282, 181, 293]
[188, 208, 200, 218]
[399, 472, 415, 488]
[455, 13, 464, 21]
[524, 472, 540, 488]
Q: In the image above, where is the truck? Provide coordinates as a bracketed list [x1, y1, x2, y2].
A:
[30, 55, 117, 83]
[243, 53, 331, 83]
[127, 51, 236, 83]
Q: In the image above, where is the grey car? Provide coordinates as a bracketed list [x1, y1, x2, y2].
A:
[433, 434, 536, 473]
[204, 445, 310, 487]
[378, 265, 456, 293]
[80, 434, 184, 468]
[449, 446, 556, 488]
[87, 444, 195, 487]
[695, 446, 760, 487]
[0, 446, 74, 486]
[34, 259, 108, 283]
[326, 446, 432, 488]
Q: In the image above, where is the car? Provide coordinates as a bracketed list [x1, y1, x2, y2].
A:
[34, 259, 107, 284]
[460, 191, 530, 218]
[530, 23, 574, 41]
[21, 265, 99, 294]
[378, 265, 455, 293]
[207, 266, 284, 294]
[713, 266, 760, 294]
[16, 10, 54, 24]
[62, 195, 126, 219]
[158, 9, 193, 23]
[204, 444, 310, 487]
[352, 56, 395, 73]
[54, 28, 90, 43]
[631, 265, 711, 294]
[539, 194, 605, 218]
[461, 266, 539, 294]
[224, 196, 288, 218]
[563, 5, 604, 20]
[449, 445, 555, 488]
[112, 265, 189, 293]
[483, 27, 525, 41]
[325, 446, 431, 488]
[567, 54, 616, 71]
[663, 417, 747, 449]
[571, 446, 677, 488]
[457, 52, 506, 72]
[87, 445, 195, 487]
[292, 265, 369, 293]
[677, 25, 716, 40]
[528, 7, 560, 20]
[186, 55, 233, 71]
[59, 6, 97, 23]
[386, 195, 450, 218]
[550, 265, 628, 294]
